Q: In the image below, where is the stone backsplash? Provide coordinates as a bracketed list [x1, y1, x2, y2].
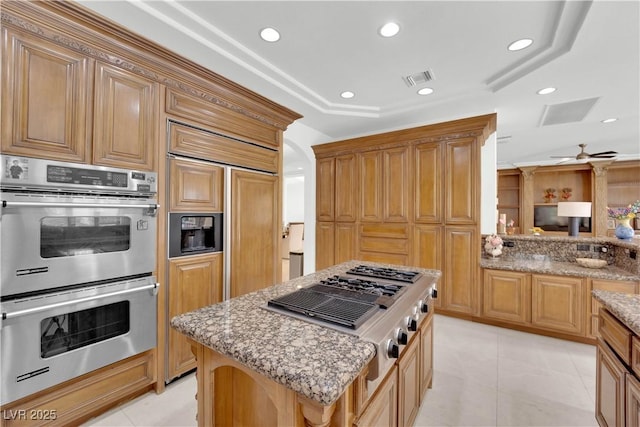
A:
[481, 234, 640, 276]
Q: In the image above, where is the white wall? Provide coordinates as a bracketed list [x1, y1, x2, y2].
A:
[283, 122, 332, 274]
[283, 176, 305, 223]
[481, 131, 498, 235]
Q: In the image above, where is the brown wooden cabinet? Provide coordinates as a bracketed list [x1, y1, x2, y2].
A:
[360, 150, 384, 222]
[532, 274, 585, 335]
[480, 269, 604, 339]
[315, 222, 335, 270]
[413, 226, 442, 308]
[316, 158, 336, 222]
[355, 367, 399, 427]
[414, 142, 442, 223]
[483, 269, 531, 325]
[419, 313, 434, 403]
[443, 226, 477, 314]
[313, 115, 495, 320]
[92, 61, 158, 170]
[1, 28, 157, 170]
[358, 147, 410, 223]
[169, 157, 224, 212]
[335, 222, 357, 264]
[230, 169, 279, 297]
[444, 137, 477, 224]
[397, 333, 421, 427]
[589, 279, 639, 338]
[628, 373, 640, 427]
[167, 253, 223, 380]
[1, 26, 93, 163]
[597, 336, 628, 427]
[335, 154, 359, 222]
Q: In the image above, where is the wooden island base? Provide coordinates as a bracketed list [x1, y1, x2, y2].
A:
[190, 339, 354, 427]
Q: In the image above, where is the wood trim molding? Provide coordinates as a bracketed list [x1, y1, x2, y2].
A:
[1, 2, 301, 132]
[312, 114, 496, 158]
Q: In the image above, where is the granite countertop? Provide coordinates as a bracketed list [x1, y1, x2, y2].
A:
[480, 257, 640, 282]
[170, 260, 441, 406]
[592, 289, 640, 335]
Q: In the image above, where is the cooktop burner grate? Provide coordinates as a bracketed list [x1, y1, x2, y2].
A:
[267, 288, 379, 329]
[346, 265, 422, 283]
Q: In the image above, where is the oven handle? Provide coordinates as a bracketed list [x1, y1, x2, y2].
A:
[2, 283, 159, 321]
[1, 200, 159, 210]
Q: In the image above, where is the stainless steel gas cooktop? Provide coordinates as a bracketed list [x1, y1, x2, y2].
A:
[265, 264, 437, 381]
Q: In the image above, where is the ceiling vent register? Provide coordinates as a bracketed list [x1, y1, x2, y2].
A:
[403, 69, 435, 87]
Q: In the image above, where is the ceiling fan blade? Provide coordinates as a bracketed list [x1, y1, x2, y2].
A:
[550, 155, 574, 158]
[589, 150, 618, 156]
[589, 154, 617, 158]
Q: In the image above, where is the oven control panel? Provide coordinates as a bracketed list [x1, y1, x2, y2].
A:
[1, 154, 157, 195]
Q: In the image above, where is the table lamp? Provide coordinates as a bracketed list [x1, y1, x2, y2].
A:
[557, 202, 592, 237]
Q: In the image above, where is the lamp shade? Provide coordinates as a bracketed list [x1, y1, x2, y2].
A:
[557, 202, 592, 218]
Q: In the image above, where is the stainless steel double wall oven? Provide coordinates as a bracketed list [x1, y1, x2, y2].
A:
[0, 155, 159, 405]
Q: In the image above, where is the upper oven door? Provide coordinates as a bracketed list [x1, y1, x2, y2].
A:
[0, 192, 158, 297]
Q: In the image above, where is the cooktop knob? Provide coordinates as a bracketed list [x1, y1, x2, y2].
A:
[406, 316, 418, 332]
[431, 288, 438, 299]
[386, 339, 399, 358]
[395, 328, 408, 345]
[419, 300, 429, 313]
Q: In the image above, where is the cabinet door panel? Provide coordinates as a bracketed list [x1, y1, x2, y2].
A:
[316, 222, 335, 270]
[628, 372, 640, 427]
[230, 170, 279, 297]
[483, 270, 531, 324]
[2, 28, 92, 162]
[316, 158, 335, 221]
[414, 225, 442, 308]
[335, 154, 358, 222]
[596, 339, 626, 427]
[335, 222, 357, 264]
[355, 367, 398, 427]
[169, 157, 224, 212]
[383, 147, 410, 222]
[532, 274, 584, 335]
[398, 335, 420, 427]
[445, 138, 477, 223]
[443, 226, 476, 314]
[419, 314, 434, 402]
[168, 253, 222, 379]
[93, 62, 157, 171]
[360, 151, 383, 222]
[414, 143, 442, 223]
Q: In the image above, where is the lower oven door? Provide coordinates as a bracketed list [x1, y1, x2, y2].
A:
[0, 276, 158, 405]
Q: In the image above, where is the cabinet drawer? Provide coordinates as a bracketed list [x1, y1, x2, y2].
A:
[600, 308, 633, 364]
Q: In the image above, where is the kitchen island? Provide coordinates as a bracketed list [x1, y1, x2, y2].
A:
[171, 260, 441, 426]
[592, 290, 640, 426]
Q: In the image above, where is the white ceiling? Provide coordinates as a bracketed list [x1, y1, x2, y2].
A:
[78, 0, 640, 172]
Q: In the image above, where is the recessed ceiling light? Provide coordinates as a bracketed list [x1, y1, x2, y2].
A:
[260, 27, 280, 42]
[537, 87, 556, 95]
[417, 87, 434, 96]
[508, 38, 533, 51]
[379, 22, 400, 38]
[340, 91, 355, 99]
[602, 118, 618, 123]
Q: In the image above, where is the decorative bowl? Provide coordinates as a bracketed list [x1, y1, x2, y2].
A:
[576, 258, 607, 269]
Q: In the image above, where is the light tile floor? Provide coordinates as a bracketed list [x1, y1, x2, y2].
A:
[83, 314, 597, 427]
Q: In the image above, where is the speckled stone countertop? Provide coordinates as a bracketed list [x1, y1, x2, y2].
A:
[170, 260, 441, 406]
[592, 289, 640, 335]
[481, 257, 640, 281]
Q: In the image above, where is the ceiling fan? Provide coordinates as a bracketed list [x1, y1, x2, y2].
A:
[550, 143, 618, 161]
